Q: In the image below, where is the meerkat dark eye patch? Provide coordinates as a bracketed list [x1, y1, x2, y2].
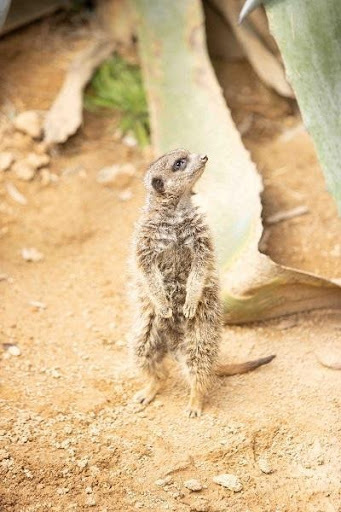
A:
[151, 177, 165, 193]
[172, 158, 187, 172]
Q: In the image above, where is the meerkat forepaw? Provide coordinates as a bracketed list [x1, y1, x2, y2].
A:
[158, 305, 173, 318]
[183, 301, 197, 319]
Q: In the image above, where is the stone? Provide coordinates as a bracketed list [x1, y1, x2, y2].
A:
[258, 457, 273, 474]
[3, 343, 21, 356]
[13, 111, 43, 138]
[96, 163, 135, 187]
[212, 473, 243, 492]
[184, 479, 203, 492]
[0, 152, 15, 172]
[21, 248, 44, 262]
[25, 152, 50, 169]
[13, 161, 36, 181]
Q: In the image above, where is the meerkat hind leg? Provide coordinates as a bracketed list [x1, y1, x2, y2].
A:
[133, 313, 168, 407]
[184, 337, 216, 418]
[134, 362, 168, 406]
[187, 377, 205, 417]
[184, 306, 219, 418]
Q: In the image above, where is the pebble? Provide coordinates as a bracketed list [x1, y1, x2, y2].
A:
[23, 468, 33, 479]
[51, 369, 61, 379]
[2, 343, 21, 356]
[40, 169, 58, 186]
[13, 110, 43, 139]
[258, 457, 273, 474]
[184, 479, 203, 492]
[12, 161, 36, 181]
[29, 300, 47, 310]
[212, 473, 243, 492]
[6, 183, 27, 205]
[85, 486, 93, 494]
[85, 496, 96, 507]
[0, 449, 10, 461]
[25, 152, 50, 169]
[96, 163, 135, 187]
[0, 152, 15, 172]
[118, 188, 133, 201]
[57, 487, 69, 495]
[77, 457, 89, 469]
[21, 247, 44, 262]
[122, 133, 138, 147]
[155, 476, 172, 487]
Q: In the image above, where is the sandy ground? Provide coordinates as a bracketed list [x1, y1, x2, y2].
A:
[1, 13, 341, 512]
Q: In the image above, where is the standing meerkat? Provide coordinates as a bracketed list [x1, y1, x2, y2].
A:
[130, 149, 275, 417]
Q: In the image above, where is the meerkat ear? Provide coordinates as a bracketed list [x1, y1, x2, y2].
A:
[151, 177, 165, 194]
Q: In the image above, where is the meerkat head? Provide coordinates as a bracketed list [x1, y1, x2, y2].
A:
[145, 149, 208, 198]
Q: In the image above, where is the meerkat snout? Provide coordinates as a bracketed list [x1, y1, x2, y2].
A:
[200, 154, 208, 163]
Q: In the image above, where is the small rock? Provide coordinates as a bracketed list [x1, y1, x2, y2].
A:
[0, 449, 10, 461]
[96, 163, 135, 187]
[155, 476, 172, 487]
[85, 496, 96, 507]
[2, 343, 21, 356]
[21, 247, 44, 262]
[258, 457, 273, 474]
[122, 133, 138, 147]
[23, 468, 33, 479]
[6, 183, 27, 205]
[57, 487, 69, 495]
[0, 152, 15, 172]
[29, 300, 47, 310]
[85, 486, 93, 494]
[25, 152, 50, 169]
[13, 111, 43, 139]
[40, 169, 58, 186]
[12, 161, 36, 181]
[118, 188, 133, 201]
[212, 473, 243, 492]
[184, 479, 203, 492]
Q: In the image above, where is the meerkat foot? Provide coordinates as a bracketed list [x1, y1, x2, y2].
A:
[134, 379, 161, 406]
[186, 394, 204, 418]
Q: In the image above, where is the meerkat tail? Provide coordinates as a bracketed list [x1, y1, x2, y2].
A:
[215, 354, 276, 377]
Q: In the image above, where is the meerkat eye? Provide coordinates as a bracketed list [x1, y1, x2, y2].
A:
[172, 158, 187, 172]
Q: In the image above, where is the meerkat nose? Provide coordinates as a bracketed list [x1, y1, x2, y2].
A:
[200, 154, 208, 162]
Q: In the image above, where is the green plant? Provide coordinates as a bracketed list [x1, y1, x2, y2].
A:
[133, 0, 341, 322]
[85, 54, 150, 147]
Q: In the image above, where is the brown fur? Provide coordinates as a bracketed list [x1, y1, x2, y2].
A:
[130, 149, 275, 417]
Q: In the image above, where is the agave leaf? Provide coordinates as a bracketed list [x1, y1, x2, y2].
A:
[212, 0, 293, 98]
[132, 0, 341, 323]
[265, 0, 341, 213]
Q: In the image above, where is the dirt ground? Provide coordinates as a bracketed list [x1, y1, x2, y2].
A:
[1, 13, 341, 512]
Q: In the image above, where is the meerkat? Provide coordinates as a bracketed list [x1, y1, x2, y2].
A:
[130, 149, 275, 417]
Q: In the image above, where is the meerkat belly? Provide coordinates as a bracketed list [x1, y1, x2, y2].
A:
[158, 244, 192, 309]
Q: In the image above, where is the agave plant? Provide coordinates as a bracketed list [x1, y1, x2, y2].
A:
[132, 0, 341, 322]
[85, 54, 150, 147]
